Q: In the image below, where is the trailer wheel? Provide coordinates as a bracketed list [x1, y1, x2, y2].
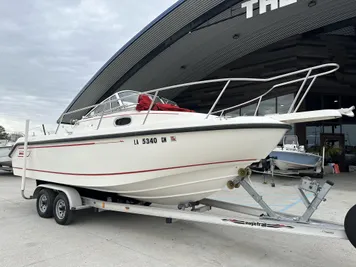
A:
[345, 204, 356, 249]
[53, 192, 74, 225]
[36, 189, 56, 218]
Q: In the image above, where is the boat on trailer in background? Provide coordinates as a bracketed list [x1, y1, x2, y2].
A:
[9, 63, 356, 249]
[251, 135, 325, 179]
[270, 135, 323, 171]
[0, 139, 17, 172]
[0, 133, 27, 172]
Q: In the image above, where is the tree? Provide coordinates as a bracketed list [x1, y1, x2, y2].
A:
[0, 125, 8, 139]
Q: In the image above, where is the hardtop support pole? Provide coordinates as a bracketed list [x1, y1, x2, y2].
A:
[288, 69, 312, 113]
[21, 119, 32, 200]
[206, 80, 230, 119]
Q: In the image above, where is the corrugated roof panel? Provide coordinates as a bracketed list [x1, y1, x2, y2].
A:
[119, 0, 356, 96]
[328, 26, 355, 36]
[191, 0, 356, 79]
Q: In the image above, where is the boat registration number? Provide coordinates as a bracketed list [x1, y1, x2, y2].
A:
[134, 136, 176, 145]
[134, 137, 157, 145]
[142, 138, 157, 144]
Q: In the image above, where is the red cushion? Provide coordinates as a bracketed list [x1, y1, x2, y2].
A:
[136, 94, 194, 113]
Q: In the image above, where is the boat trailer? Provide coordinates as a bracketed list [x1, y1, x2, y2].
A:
[21, 173, 356, 249]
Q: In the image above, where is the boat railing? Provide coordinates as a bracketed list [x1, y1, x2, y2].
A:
[55, 63, 339, 134]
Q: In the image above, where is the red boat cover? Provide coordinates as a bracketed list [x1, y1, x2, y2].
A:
[136, 94, 195, 112]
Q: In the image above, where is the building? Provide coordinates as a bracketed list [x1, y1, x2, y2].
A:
[62, 0, 356, 171]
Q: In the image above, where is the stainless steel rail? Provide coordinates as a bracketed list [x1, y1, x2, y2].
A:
[55, 63, 339, 133]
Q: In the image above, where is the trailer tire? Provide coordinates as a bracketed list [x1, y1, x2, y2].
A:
[36, 189, 56, 218]
[53, 192, 74, 225]
[345, 204, 356, 249]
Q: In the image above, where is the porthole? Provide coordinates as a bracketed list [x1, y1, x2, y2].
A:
[115, 117, 131, 126]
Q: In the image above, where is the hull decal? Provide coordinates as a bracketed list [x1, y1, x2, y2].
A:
[222, 219, 294, 228]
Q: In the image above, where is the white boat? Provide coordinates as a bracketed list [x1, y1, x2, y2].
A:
[0, 140, 14, 169]
[11, 107, 290, 205]
[269, 135, 322, 171]
[9, 63, 355, 205]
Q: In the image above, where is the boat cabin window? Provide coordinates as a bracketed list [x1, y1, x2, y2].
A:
[115, 117, 131, 126]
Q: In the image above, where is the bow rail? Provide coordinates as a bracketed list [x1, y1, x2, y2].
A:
[55, 63, 339, 134]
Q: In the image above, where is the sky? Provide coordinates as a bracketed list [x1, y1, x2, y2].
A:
[0, 0, 177, 134]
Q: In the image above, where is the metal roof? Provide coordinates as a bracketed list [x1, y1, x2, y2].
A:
[60, 0, 356, 123]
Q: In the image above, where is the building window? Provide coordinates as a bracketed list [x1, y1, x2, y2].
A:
[343, 124, 356, 147]
[323, 126, 333, 134]
[306, 126, 322, 147]
[258, 98, 276, 115]
[241, 103, 257, 116]
[277, 94, 294, 114]
[288, 124, 295, 135]
[306, 93, 322, 111]
[342, 124, 356, 167]
[226, 109, 240, 117]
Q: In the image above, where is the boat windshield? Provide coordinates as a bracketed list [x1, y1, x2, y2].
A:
[118, 91, 140, 106]
[283, 135, 299, 146]
[86, 98, 111, 118]
[118, 90, 168, 106]
[84, 90, 178, 118]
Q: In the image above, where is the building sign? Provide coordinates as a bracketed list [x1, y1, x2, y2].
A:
[242, 0, 298, 19]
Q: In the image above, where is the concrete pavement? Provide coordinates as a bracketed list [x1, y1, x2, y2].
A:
[0, 171, 355, 267]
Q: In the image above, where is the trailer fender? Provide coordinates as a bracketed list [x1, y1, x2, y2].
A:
[34, 184, 82, 209]
[345, 204, 356, 249]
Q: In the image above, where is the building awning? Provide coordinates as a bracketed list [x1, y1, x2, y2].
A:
[59, 0, 356, 123]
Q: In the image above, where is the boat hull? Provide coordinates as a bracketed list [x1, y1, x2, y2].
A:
[269, 150, 322, 171]
[12, 126, 288, 205]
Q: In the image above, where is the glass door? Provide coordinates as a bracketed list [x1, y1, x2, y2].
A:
[320, 133, 346, 172]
